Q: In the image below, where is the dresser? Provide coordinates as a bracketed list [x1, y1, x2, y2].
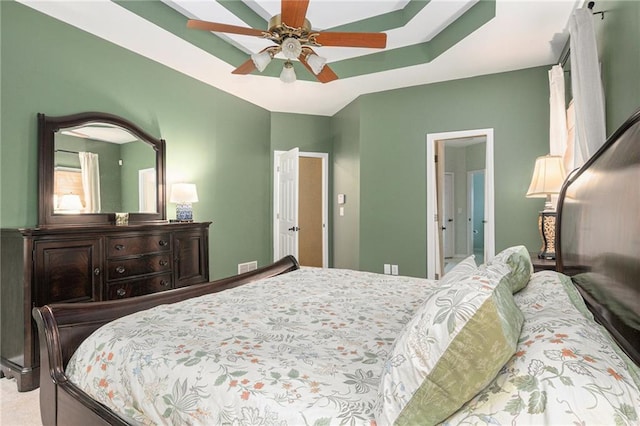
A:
[0, 221, 210, 391]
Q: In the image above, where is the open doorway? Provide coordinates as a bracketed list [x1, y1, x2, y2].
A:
[468, 169, 485, 264]
[426, 129, 495, 279]
[273, 150, 329, 268]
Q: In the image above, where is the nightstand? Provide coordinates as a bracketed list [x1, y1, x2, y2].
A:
[530, 252, 557, 272]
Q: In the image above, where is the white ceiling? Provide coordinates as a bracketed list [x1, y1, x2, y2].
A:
[19, 0, 580, 116]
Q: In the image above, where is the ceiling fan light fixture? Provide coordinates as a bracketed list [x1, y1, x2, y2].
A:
[281, 37, 302, 59]
[306, 53, 326, 75]
[250, 50, 273, 72]
[280, 61, 296, 83]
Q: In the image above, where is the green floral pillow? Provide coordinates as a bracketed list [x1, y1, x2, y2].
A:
[487, 245, 533, 293]
[376, 277, 524, 425]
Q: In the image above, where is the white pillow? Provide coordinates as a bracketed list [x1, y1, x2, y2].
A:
[440, 255, 477, 287]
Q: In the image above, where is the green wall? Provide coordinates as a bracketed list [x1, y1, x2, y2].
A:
[0, 1, 272, 279]
[331, 101, 362, 269]
[349, 68, 550, 277]
[595, 0, 640, 133]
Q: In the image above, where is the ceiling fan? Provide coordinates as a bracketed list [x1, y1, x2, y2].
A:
[187, 0, 387, 83]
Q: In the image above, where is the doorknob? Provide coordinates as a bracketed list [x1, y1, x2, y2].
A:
[288, 226, 300, 232]
[447, 219, 453, 222]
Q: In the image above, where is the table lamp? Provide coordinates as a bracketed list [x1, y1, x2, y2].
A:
[170, 183, 198, 222]
[526, 155, 567, 259]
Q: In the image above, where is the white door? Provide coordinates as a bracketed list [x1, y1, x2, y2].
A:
[276, 148, 299, 260]
[138, 168, 156, 212]
[443, 172, 455, 258]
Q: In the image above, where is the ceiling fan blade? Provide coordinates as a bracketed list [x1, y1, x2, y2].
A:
[299, 51, 338, 83]
[281, 0, 310, 28]
[187, 20, 265, 37]
[232, 58, 257, 75]
[314, 31, 387, 48]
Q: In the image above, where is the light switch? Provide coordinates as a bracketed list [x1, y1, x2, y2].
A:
[338, 193, 346, 204]
[339, 206, 345, 216]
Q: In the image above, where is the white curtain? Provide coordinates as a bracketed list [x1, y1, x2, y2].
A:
[569, 7, 606, 168]
[548, 65, 568, 158]
[79, 151, 101, 213]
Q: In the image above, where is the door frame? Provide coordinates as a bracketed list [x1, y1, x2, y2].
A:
[426, 129, 495, 279]
[273, 150, 329, 267]
[443, 172, 455, 258]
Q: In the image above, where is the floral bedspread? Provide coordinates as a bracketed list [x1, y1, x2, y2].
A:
[66, 268, 436, 425]
[67, 269, 640, 425]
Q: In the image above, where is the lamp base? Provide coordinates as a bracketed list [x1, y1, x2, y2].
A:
[175, 202, 193, 222]
[537, 211, 556, 260]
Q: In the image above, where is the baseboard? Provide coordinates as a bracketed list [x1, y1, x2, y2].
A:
[0, 357, 39, 392]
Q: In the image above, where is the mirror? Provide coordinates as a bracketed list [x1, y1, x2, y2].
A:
[38, 112, 166, 226]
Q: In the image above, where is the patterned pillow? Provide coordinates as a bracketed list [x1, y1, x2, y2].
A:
[487, 245, 533, 293]
[440, 255, 477, 286]
[376, 277, 524, 425]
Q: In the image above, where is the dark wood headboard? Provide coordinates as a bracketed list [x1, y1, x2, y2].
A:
[557, 108, 640, 365]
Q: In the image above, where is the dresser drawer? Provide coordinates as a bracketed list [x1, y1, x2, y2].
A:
[107, 254, 172, 280]
[107, 234, 171, 257]
[106, 273, 173, 300]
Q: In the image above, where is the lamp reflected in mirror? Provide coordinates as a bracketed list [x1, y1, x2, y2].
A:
[57, 194, 84, 213]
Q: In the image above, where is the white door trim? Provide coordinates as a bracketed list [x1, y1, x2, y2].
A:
[273, 150, 329, 267]
[443, 172, 455, 258]
[426, 129, 495, 279]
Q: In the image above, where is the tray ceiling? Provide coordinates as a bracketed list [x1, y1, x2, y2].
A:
[18, 0, 580, 116]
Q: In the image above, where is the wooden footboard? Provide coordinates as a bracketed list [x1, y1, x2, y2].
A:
[32, 255, 300, 426]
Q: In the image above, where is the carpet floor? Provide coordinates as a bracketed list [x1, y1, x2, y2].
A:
[0, 377, 41, 426]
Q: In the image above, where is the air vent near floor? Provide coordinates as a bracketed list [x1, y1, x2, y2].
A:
[238, 261, 258, 274]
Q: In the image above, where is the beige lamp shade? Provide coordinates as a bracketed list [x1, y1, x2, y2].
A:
[526, 155, 567, 197]
[526, 154, 567, 213]
[170, 183, 199, 203]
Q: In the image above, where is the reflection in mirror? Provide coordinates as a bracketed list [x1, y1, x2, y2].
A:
[38, 112, 166, 226]
[53, 123, 157, 215]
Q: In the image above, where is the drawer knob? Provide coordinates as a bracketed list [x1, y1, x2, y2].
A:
[159, 240, 168, 247]
[94, 268, 100, 276]
[159, 259, 168, 266]
[116, 288, 126, 297]
[115, 266, 126, 274]
[160, 280, 170, 287]
[114, 244, 125, 251]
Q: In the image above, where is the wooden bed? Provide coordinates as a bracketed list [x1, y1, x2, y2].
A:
[33, 255, 300, 426]
[32, 110, 640, 425]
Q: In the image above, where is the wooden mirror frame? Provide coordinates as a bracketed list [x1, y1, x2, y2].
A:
[38, 112, 167, 226]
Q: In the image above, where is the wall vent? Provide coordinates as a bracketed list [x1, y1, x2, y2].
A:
[238, 261, 258, 274]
